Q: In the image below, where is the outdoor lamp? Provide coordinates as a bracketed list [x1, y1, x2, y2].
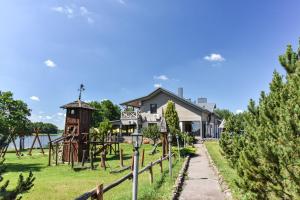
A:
[175, 134, 179, 140]
[131, 131, 143, 149]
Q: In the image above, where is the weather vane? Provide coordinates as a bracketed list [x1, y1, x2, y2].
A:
[78, 84, 85, 100]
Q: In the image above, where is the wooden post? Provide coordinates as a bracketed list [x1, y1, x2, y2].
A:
[36, 133, 45, 154]
[90, 148, 94, 170]
[149, 162, 153, 184]
[55, 143, 58, 166]
[28, 134, 37, 156]
[96, 184, 103, 200]
[48, 142, 52, 166]
[81, 150, 86, 167]
[68, 140, 71, 165]
[141, 149, 145, 167]
[71, 144, 74, 168]
[159, 156, 163, 173]
[12, 139, 20, 157]
[101, 150, 106, 170]
[109, 143, 112, 155]
[119, 149, 124, 167]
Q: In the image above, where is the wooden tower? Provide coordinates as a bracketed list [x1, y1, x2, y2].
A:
[61, 96, 95, 162]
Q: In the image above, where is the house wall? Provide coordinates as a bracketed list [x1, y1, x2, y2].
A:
[140, 92, 205, 122]
[122, 90, 221, 138]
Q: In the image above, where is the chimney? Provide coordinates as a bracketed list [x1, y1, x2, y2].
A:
[198, 97, 207, 104]
[178, 87, 183, 98]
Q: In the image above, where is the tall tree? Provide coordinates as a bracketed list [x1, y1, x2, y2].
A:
[89, 100, 120, 127]
[164, 100, 180, 134]
[214, 108, 233, 120]
[235, 39, 300, 199]
[0, 91, 35, 199]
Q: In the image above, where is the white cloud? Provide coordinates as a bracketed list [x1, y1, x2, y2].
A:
[57, 112, 64, 116]
[204, 53, 225, 62]
[87, 17, 94, 24]
[80, 6, 88, 15]
[45, 116, 52, 120]
[154, 83, 162, 88]
[30, 96, 40, 101]
[52, 5, 94, 24]
[118, 0, 126, 5]
[52, 6, 74, 18]
[154, 75, 168, 81]
[236, 109, 243, 114]
[44, 59, 56, 68]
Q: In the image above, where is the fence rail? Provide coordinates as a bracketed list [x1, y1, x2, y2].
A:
[75, 154, 172, 200]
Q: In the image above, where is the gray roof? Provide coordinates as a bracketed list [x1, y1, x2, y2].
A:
[60, 99, 95, 110]
[120, 87, 213, 114]
[197, 103, 216, 112]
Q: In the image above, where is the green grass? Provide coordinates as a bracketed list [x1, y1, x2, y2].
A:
[204, 141, 242, 199]
[3, 144, 183, 200]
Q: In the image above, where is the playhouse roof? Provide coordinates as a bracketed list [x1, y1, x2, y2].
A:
[60, 99, 96, 110]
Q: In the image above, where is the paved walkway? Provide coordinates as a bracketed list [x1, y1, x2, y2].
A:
[179, 143, 225, 200]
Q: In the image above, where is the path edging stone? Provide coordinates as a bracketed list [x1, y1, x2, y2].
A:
[203, 143, 233, 200]
[171, 155, 191, 200]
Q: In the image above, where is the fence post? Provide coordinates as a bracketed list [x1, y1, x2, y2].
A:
[120, 149, 123, 167]
[101, 150, 106, 170]
[90, 148, 94, 170]
[81, 150, 86, 167]
[55, 143, 58, 166]
[96, 184, 103, 200]
[149, 162, 153, 184]
[141, 149, 145, 167]
[159, 156, 163, 173]
[48, 142, 52, 166]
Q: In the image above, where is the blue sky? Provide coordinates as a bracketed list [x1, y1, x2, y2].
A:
[1, 0, 300, 128]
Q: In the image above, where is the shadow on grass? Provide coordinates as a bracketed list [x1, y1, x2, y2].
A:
[139, 159, 179, 200]
[4, 162, 44, 173]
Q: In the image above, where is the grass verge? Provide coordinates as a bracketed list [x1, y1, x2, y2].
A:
[204, 141, 243, 199]
[3, 144, 183, 200]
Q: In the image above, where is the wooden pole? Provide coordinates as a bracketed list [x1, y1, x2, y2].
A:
[160, 156, 163, 173]
[101, 150, 106, 170]
[71, 144, 74, 168]
[96, 184, 103, 200]
[141, 149, 145, 167]
[90, 148, 94, 170]
[55, 143, 58, 166]
[68, 140, 71, 165]
[12, 139, 20, 157]
[149, 162, 153, 184]
[48, 142, 52, 166]
[28, 134, 37, 156]
[81, 150, 86, 167]
[36, 133, 44, 154]
[119, 149, 124, 167]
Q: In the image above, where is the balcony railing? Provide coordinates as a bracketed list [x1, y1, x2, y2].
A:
[121, 111, 140, 120]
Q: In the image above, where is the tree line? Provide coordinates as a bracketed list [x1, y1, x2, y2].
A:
[219, 39, 300, 199]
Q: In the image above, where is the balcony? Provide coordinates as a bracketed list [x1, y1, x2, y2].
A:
[120, 111, 140, 125]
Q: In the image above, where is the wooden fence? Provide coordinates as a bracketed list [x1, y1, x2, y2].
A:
[75, 154, 173, 200]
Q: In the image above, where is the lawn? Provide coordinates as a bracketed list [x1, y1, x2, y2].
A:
[3, 144, 183, 200]
[204, 141, 242, 200]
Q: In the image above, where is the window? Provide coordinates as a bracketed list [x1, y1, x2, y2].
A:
[150, 104, 157, 114]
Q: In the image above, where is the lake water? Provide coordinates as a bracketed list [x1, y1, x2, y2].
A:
[8, 134, 62, 150]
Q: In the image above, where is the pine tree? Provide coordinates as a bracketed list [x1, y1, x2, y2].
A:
[235, 39, 300, 199]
